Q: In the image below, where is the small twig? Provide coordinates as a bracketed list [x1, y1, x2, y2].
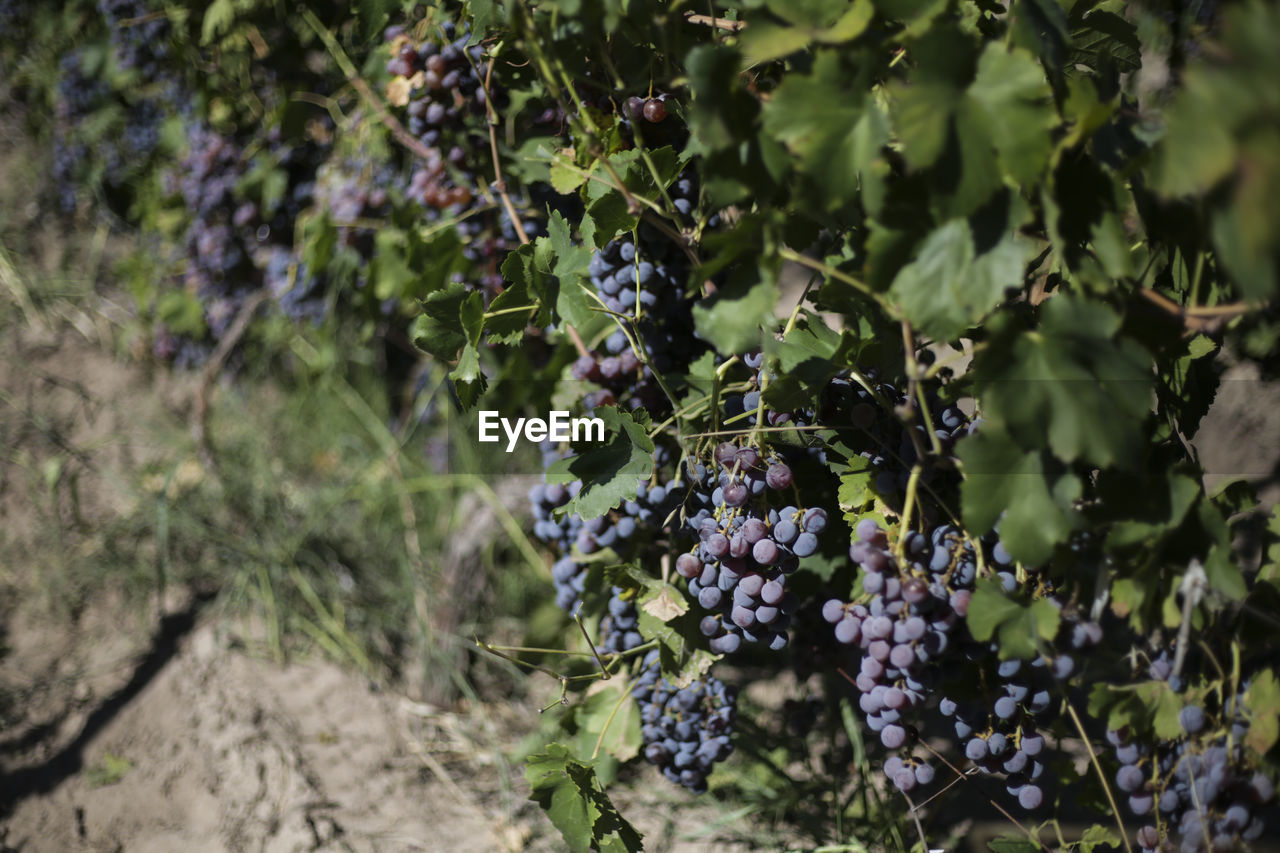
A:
[573, 604, 610, 677]
[1064, 698, 1134, 853]
[301, 10, 438, 163]
[901, 790, 930, 851]
[1137, 287, 1259, 333]
[473, 47, 532, 246]
[683, 11, 746, 32]
[1174, 559, 1206, 678]
[914, 738, 1040, 845]
[192, 290, 268, 468]
[563, 322, 591, 358]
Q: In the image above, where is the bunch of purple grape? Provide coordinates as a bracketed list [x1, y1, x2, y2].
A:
[678, 444, 824, 654]
[822, 520, 978, 793]
[1109, 698, 1273, 852]
[633, 649, 737, 794]
[385, 21, 492, 151]
[529, 444, 681, 613]
[572, 176, 708, 412]
[171, 125, 258, 338]
[98, 0, 170, 80]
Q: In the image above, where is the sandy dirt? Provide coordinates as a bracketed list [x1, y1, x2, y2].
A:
[0, 328, 743, 853]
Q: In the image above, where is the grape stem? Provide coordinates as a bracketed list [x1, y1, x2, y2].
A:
[899, 790, 929, 853]
[193, 290, 269, 469]
[574, 603, 610, 676]
[1062, 697, 1135, 853]
[913, 737, 1041, 847]
[778, 248, 898, 317]
[1173, 559, 1206, 678]
[591, 671, 644, 760]
[300, 11, 451, 170]
[682, 11, 746, 32]
[472, 48, 532, 245]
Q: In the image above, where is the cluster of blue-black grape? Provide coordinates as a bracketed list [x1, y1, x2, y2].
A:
[550, 538, 738, 796]
[169, 125, 259, 340]
[822, 518, 978, 794]
[51, 53, 114, 211]
[154, 122, 332, 362]
[456, 206, 543, 296]
[98, 0, 171, 79]
[384, 22, 490, 213]
[53, 6, 173, 206]
[822, 374, 969, 504]
[676, 443, 824, 654]
[263, 155, 399, 322]
[1108, 693, 1274, 851]
[937, 547, 1107, 813]
[572, 175, 707, 411]
[632, 649, 737, 794]
[385, 21, 491, 151]
[529, 444, 681, 613]
[598, 587, 644, 655]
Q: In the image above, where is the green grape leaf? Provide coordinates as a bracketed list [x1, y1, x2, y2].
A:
[889, 80, 957, 171]
[966, 577, 1061, 659]
[1011, 0, 1069, 74]
[889, 192, 1033, 341]
[837, 455, 878, 521]
[739, 23, 813, 65]
[686, 44, 756, 152]
[449, 344, 487, 411]
[1075, 825, 1122, 852]
[761, 51, 888, 209]
[957, 428, 1082, 564]
[1244, 669, 1279, 755]
[460, 291, 485, 348]
[691, 264, 778, 355]
[411, 282, 471, 360]
[1139, 681, 1186, 740]
[975, 296, 1153, 469]
[546, 407, 654, 520]
[1104, 470, 1201, 550]
[574, 686, 642, 764]
[501, 213, 593, 329]
[525, 744, 643, 853]
[967, 45, 1055, 186]
[1068, 9, 1141, 75]
[1198, 501, 1248, 600]
[484, 280, 538, 344]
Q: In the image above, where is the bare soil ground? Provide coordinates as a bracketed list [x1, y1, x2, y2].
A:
[0, 327, 749, 853]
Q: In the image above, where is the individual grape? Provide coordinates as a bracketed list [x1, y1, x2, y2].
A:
[643, 98, 668, 122]
[676, 552, 701, 578]
[752, 539, 779, 565]
[801, 508, 827, 532]
[880, 725, 907, 749]
[1116, 765, 1146, 793]
[1179, 705, 1206, 735]
[765, 463, 793, 490]
[835, 618, 861, 645]
[792, 532, 819, 558]
[994, 696, 1019, 720]
[822, 599, 846, 624]
[1018, 785, 1043, 809]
